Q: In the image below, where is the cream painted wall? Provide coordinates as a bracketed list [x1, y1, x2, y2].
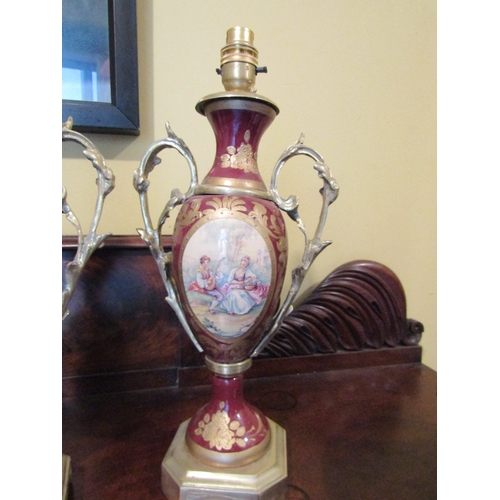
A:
[63, 0, 436, 369]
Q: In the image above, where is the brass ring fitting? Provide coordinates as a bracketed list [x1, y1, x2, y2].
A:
[205, 357, 253, 377]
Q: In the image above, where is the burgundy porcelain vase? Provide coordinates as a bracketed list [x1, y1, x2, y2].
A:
[172, 98, 287, 365]
[134, 27, 338, 473]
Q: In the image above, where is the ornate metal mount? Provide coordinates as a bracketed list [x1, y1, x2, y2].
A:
[133, 122, 202, 351]
[252, 134, 339, 356]
[62, 117, 115, 320]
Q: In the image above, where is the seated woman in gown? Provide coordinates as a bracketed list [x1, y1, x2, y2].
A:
[220, 256, 269, 315]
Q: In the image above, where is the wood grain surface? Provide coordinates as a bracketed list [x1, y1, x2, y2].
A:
[62, 363, 436, 500]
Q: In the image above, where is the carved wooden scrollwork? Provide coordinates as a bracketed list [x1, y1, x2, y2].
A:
[260, 260, 424, 358]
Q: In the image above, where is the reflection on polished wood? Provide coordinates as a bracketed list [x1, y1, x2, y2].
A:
[62, 363, 436, 499]
[62, 235, 436, 499]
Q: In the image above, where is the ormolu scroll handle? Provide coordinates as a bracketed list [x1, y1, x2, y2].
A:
[134, 122, 198, 240]
[62, 117, 115, 320]
[133, 122, 203, 352]
[251, 134, 339, 357]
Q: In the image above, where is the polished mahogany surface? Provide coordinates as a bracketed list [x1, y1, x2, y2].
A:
[62, 363, 436, 500]
[63, 236, 434, 498]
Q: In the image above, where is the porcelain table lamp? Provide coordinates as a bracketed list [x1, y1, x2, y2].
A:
[134, 27, 339, 500]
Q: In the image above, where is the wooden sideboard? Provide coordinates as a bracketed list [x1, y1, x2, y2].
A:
[62, 236, 436, 499]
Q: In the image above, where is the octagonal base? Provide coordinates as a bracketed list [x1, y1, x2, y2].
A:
[162, 419, 287, 500]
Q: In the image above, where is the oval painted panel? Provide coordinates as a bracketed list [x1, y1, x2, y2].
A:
[182, 218, 272, 338]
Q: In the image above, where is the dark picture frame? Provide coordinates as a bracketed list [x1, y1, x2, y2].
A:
[62, 0, 139, 135]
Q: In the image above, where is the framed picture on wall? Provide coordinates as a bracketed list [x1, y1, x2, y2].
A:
[62, 0, 139, 135]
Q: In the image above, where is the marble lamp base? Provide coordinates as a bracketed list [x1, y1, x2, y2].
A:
[162, 419, 287, 500]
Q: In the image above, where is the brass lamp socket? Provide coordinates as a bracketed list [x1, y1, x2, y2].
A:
[220, 27, 259, 91]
